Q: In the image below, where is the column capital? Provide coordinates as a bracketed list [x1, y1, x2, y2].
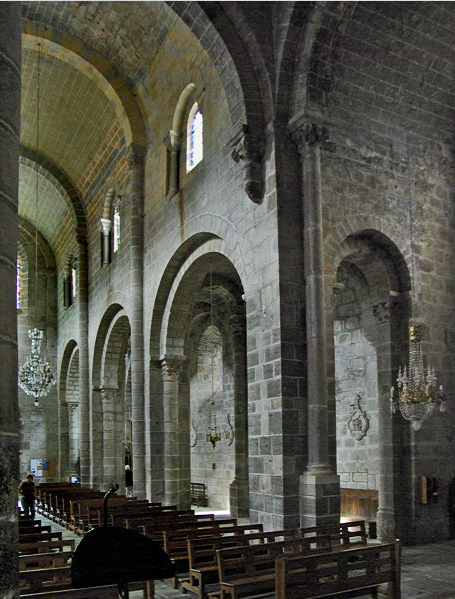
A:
[291, 121, 329, 154]
[66, 401, 79, 413]
[99, 386, 117, 403]
[127, 151, 144, 169]
[100, 217, 112, 235]
[160, 355, 186, 380]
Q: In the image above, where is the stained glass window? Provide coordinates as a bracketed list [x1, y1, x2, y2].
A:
[187, 103, 203, 171]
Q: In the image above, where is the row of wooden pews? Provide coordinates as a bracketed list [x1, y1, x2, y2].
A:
[174, 520, 401, 599]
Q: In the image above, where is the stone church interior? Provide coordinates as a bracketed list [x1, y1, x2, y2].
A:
[2, 1, 455, 596]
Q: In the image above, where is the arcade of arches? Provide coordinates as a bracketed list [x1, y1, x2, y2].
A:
[2, 2, 455, 593]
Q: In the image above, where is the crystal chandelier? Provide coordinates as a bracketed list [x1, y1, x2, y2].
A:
[18, 328, 56, 405]
[390, 324, 445, 431]
[389, 155, 445, 430]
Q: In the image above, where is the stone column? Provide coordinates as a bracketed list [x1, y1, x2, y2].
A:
[67, 402, 80, 477]
[0, 3, 21, 596]
[293, 122, 340, 526]
[373, 303, 396, 540]
[77, 233, 90, 485]
[161, 356, 186, 508]
[168, 130, 181, 196]
[228, 315, 249, 517]
[128, 148, 146, 498]
[100, 387, 118, 486]
[100, 218, 112, 266]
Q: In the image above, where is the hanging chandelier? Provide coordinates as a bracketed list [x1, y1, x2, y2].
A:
[18, 328, 56, 404]
[389, 153, 445, 430]
[206, 258, 222, 448]
[17, 42, 56, 407]
[390, 324, 445, 431]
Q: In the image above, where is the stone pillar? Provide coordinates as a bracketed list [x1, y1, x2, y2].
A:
[77, 233, 90, 485]
[67, 402, 80, 477]
[161, 356, 186, 508]
[100, 387, 118, 486]
[373, 303, 396, 540]
[128, 148, 146, 498]
[293, 122, 340, 526]
[228, 315, 249, 517]
[0, 3, 21, 596]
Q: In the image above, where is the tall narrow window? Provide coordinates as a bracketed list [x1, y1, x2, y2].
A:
[17, 256, 23, 310]
[113, 202, 121, 253]
[187, 103, 203, 172]
[71, 263, 77, 299]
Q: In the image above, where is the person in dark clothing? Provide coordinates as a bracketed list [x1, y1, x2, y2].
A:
[125, 465, 133, 497]
[18, 474, 36, 519]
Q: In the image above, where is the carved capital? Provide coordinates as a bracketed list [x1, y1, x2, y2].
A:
[169, 129, 181, 151]
[127, 151, 144, 169]
[291, 121, 329, 155]
[372, 301, 390, 323]
[230, 124, 265, 204]
[100, 387, 117, 403]
[67, 402, 79, 414]
[76, 233, 88, 246]
[100, 217, 112, 235]
[160, 356, 186, 381]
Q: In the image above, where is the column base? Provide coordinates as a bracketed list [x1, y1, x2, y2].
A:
[299, 469, 340, 528]
[376, 507, 396, 542]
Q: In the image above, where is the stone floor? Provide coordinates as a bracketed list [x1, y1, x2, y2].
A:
[35, 511, 455, 599]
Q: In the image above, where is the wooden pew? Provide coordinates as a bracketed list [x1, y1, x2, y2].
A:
[299, 519, 368, 547]
[19, 539, 76, 555]
[19, 532, 63, 544]
[19, 552, 73, 571]
[19, 566, 153, 598]
[162, 522, 264, 588]
[19, 525, 52, 536]
[183, 529, 300, 599]
[215, 536, 332, 599]
[275, 540, 401, 599]
[21, 580, 153, 599]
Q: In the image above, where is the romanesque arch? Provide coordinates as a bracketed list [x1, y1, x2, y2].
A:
[332, 230, 411, 542]
[149, 245, 248, 516]
[59, 340, 80, 481]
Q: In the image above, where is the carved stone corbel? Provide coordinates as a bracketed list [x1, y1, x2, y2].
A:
[230, 124, 265, 204]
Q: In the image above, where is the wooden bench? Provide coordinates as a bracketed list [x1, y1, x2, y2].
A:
[275, 540, 401, 599]
[215, 536, 332, 599]
[19, 532, 63, 544]
[191, 482, 208, 507]
[21, 580, 153, 599]
[300, 519, 368, 547]
[19, 540, 76, 555]
[182, 529, 300, 599]
[20, 566, 153, 598]
[19, 525, 52, 536]
[19, 552, 73, 571]
[162, 522, 263, 588]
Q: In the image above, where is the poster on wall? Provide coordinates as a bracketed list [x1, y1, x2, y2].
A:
[30, 459, 55, 477]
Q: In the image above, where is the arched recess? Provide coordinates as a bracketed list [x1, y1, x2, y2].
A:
[331, 230, 411, 542]
[92, 305, 131, 489]
[150, 249, 248, 516]
[59, 340, 80, 482]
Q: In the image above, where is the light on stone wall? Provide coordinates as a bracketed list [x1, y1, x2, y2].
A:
[18, 328, 56, 404]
